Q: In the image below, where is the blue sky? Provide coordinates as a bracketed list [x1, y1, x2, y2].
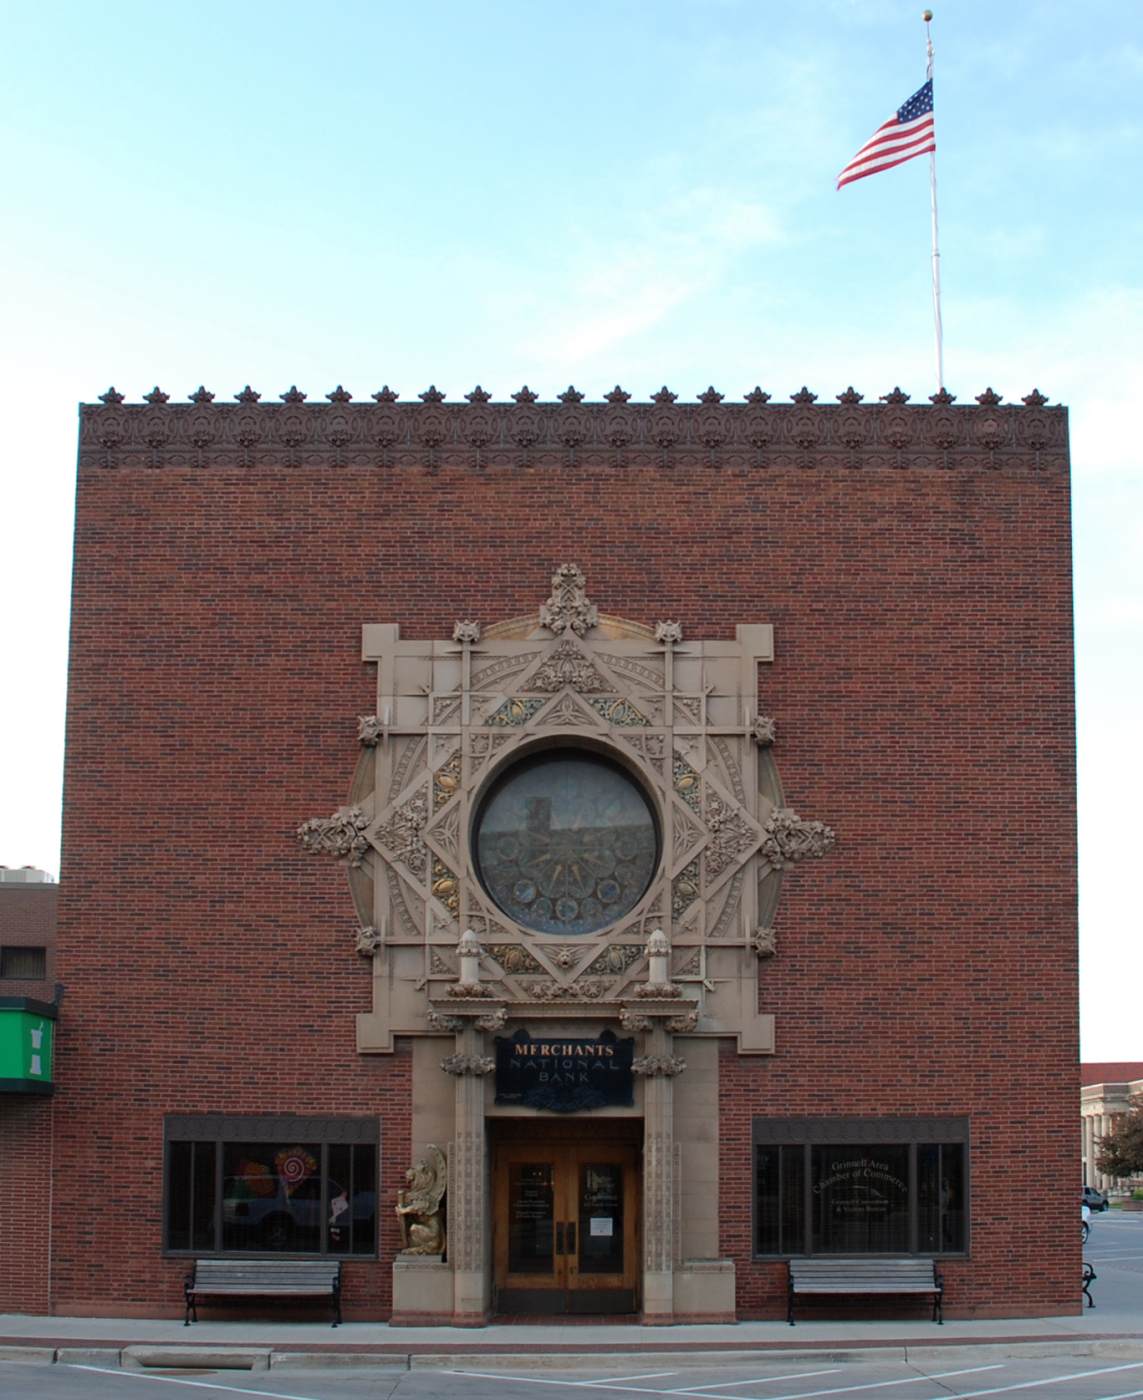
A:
[2, 1, 1139, 1058]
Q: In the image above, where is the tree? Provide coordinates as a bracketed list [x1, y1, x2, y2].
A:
[1095, 1093, 1143, 1179]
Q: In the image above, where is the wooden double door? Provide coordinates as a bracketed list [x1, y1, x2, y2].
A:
[493, 1137, 640, 1314]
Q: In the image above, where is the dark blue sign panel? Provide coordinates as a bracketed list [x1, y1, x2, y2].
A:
[494, 1028, 634, 1113]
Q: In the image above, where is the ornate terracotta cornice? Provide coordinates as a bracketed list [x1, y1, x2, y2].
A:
[78, 387, 1067, 473]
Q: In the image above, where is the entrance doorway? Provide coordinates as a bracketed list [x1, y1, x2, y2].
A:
[492, 1126, 640, 1315]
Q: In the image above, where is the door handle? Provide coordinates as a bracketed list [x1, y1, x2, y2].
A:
[566, 1221, 576, 1256]
[555, 1222, 565, 1256]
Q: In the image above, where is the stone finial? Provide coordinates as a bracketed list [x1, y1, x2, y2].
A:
[633, 927, 682, 1001]
[975, 387, 1003, 406]
[557, 385, 585, 403]
[539, 563, 599, 637]
[452, 620, 481, 644]
[99, 387, 125, 404]
[419, 385, 446, 403]
[326, 385, 352, 402]
[791, 386, 818, 404]
[465, 385, 492, 403]
[655, 620, 683, 646]
[235, 385, 261, 403]
[836, 386, 864, 405]
[929, 387, 956, 405]
[512, 385, 539, 403]
[449, 928, 485, 996]
[371, 386, 400, 402]
[143, 386, 170, 404]
[744, 386, 772, 404]
[651, 386, 678, 404]
[189, 386, 215, 403]
[357, 714, 384, 746]
[604, 385, 631, 403]
[1022, 388, 1049, 406]
[279, 385, 307, 403]
[698, 386, 724, 404]
[881, 386, 911, 404]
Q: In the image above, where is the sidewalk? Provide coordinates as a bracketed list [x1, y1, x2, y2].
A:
[2, 1301, 1142, 1372]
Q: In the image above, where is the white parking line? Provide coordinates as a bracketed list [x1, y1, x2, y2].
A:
[441, 1363, 999, 1400]
[909, 1360, 1143, 1400]
[71, 1365, 323, 1400]
[666, 1372, 841, 1393]
[582, 1377, 681, 1387]
[689, 1363, 1003, 1400]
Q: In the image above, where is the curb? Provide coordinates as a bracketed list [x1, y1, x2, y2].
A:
[2, 1336, 1141, 1372]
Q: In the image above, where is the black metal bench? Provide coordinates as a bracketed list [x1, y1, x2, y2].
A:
[184, 1259, 342, 1326]
[1083, 1260, 1096, 1308]
[787, 1257, 943, 1325]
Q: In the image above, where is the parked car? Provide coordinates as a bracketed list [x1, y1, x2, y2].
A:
[1083, 1185, 1109, 1212]
[223, 1174, 376, 1249]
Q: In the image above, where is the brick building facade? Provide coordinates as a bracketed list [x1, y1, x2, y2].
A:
[2, 385, 1077, 1322]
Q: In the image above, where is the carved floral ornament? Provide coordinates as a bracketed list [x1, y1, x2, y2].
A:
[295, 563, 838, 1048]
[83, 389, 1065, 473]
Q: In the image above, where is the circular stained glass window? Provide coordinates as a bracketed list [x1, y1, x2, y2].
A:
[473, 748, 660, 936]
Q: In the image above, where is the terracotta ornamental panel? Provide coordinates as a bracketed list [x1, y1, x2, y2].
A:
[297, 564, 835, 1053]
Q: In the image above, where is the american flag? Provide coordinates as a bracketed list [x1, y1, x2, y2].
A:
[837, 80, 935, 190]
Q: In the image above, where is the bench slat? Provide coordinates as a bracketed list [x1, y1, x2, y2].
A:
[185, 1258, 342, 1327]
[787, 1257, 943, 1326]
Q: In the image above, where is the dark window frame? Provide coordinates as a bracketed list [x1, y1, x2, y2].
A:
[163, 1114, 379, 1259]
[0, 945, 48, 979]
[752, 1116, 969, 1259]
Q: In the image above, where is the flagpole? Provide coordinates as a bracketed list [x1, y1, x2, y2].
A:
[924, 9, 944, 390]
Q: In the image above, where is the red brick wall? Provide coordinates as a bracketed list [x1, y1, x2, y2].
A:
[0, 884, 57, 1000]
[0, 1097, 54, 1312]
[53, 433, 1077, 1318]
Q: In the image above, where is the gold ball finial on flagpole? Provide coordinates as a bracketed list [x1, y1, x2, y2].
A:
[922, 9, 933, 19]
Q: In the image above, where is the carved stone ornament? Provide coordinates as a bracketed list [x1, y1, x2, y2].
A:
[396, 1144, 447, 1255]
[750, 926, 777, 958]
[355, 925, 384, 957]
[296, 560, 843, 1056]
[632, 1054, 687, 1077]
[474, 1007, 508, 1032]
[296, 806, 370, 867]
[665, 1008, 700, 1033]
[427, 1010, 464, 1032]
[759, 809, 837, 869]
[752, 714, 777, 746]
[357, 714, 384, 746]
[619, 1008, 653, 1032]
[440, 1053, 495, 1076]
[539, 563, 599, 637]
[530, 639, 609, 693]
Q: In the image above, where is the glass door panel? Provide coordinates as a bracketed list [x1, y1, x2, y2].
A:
[508, 1162, 555, 1275]
[578, 1162, 624, 1275]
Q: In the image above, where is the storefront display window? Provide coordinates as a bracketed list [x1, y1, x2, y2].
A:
[165, 1116, 377, 1257]
[754, 1118, 967, 1256]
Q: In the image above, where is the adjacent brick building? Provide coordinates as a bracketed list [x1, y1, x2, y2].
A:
[3, 384, 1078, 1321]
